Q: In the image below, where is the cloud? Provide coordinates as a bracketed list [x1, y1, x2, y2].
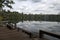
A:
[31, 0, 42, 3]
[14, 0, 60, 13]
[18, 0, 27, 1]
[4, 0, 60, 14]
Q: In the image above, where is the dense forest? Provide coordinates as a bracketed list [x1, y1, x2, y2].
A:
[0, 10, 60, 24]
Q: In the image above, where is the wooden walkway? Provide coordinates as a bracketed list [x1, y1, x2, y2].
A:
[0, 26, 48, 40]
[0, 26, 31, 40]
[0, 23, 60, 40]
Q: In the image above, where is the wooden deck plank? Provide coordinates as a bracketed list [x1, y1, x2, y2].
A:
[0, 27, 31, 40]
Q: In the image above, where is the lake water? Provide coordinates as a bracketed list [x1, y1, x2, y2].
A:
[17, 21, 60, 40]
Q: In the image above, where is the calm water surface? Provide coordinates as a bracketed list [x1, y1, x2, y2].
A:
[17, 21, 60, 40]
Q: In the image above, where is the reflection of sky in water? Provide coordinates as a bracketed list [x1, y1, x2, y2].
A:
[17, 21, 60, 40]
[17, 21, 60, 33]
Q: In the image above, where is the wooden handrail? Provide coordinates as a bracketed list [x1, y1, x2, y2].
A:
[17, 28, 32, 38]
[39, 30, 60, 39]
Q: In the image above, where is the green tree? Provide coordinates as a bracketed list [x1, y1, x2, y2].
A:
[0, 16, 3, 21]
[0, 0, 14, 11]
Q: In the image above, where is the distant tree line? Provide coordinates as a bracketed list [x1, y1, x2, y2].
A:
[0, 10, 60, 23]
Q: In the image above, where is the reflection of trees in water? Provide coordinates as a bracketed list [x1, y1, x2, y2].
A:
[0, 10, 60, 23]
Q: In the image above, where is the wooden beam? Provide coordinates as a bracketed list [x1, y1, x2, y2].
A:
[17, 28, 32, 38]
[39, 30, 60, 39]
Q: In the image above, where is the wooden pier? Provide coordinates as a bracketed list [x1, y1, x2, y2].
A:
[17, 27, 60, 39]
[0, 23, 60, 40]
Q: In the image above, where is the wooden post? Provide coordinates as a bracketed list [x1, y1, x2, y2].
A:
[22, 29, 32, 38]
[15, 23, 16, 29]
[29, 33, 32, 38]
[39, 30, 44, 38]
[17, 28, 20, 32]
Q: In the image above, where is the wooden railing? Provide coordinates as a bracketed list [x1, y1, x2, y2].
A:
[17, 28, 33, 38]
[7, 24, 60, 39]
[13, 27, 60, 39]
[17, 28, 60, 39]
[39, 30, 60, 39]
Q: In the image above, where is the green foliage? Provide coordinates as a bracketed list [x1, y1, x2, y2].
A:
[0, 16, 3, 21]
[0, 0, 14, 10]
[0, 10, 60, 23]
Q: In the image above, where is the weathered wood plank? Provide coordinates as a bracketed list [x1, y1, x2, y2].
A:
[39, 30, 60, 39]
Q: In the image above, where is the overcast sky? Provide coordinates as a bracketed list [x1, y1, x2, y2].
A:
[4, 0, 60, 14]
